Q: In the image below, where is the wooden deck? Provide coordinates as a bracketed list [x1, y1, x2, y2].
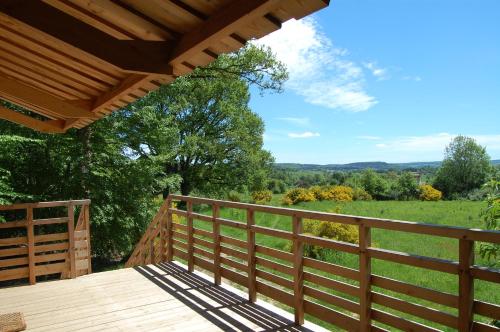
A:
[0, 262, 325, 331]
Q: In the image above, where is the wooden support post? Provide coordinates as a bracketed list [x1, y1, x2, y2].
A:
[149, 235, 155, 264]
[359, 224, 372, 331]
[247, 209, 257, 303]
[187, 200, 194, 272]
[26, 205, 35, 285]
[67, 203, 76, 279]
[458, 239, 474, 332]
[213, 204, 221, 285]
[166, 198, 174, 262]
[84, 204, 92, 273]
[160, 203, 167, 262]
[292, 215, 304, 325]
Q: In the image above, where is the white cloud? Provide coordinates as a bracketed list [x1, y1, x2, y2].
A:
[357, 135, 382, 140]
[403, 75, 422, 82]
[288, 131, 320, 138]
[276, 117, 311, 127]
[255, 18, 377, 112]
[363, 62, 388, 80]
[375, 133, 500, 152]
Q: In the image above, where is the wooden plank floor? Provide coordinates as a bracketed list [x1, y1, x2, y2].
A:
[0, 262, 326, 331]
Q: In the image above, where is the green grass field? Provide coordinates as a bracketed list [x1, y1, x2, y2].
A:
[186, 199, 498, 330]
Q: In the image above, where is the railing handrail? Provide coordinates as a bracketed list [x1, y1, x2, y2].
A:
[169, 194, 500, 244]
[0, 199, 91, 211]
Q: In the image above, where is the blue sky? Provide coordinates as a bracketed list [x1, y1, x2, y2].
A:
[250, 0, 500, 164]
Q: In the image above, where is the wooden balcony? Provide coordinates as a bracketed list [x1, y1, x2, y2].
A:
[1, 195, 500, 331]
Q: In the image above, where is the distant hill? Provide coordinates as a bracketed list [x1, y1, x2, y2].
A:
[275, 160, 500, 172]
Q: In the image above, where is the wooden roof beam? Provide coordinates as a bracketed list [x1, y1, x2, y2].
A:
[0, 106, 65, 133]
[0, 0, 174, 75]
[168, 0, 281, 69]
[0, 75, 97, 120]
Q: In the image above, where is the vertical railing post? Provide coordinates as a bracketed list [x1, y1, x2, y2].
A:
[166, 198, 174, 262]
[84, 204, 92, 273]
[26, 205, 35, 285]
[359, 224, 372, 331]
[160, 200, 167, 262]
[149, 231, 155, 264]
[213, 204, 221, 285]
[458, 239, 474, 332]
[187, 200, 194, 272]
[247, 208, 257, 303]
[292, 214, 304, 325]
[67, 203, 76, 279]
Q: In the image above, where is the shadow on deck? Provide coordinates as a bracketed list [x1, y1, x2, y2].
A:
[135, 262, 316, 332]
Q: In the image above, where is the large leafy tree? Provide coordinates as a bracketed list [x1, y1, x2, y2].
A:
[118, 44, 285, 197]
[434, 136, 492, 197]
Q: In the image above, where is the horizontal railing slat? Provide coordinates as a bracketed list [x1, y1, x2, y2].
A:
[371, 274, 458, 308]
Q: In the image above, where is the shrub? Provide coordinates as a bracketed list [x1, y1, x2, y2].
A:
[283, 188, 316, 205]
[353, 187, 372, 201]
[281, 196, 293, 206]
[227, 191, 242, 202]
[309, 185, 323, 200]
[294, 208, 359, 259]
[251, 190, 272, 204]
[396, 172, 419, 200]
[304, 219, 359, 244]
[479, 181, 499, 264]
[329, 185, 354, 202]
[419, 184, 442, 201]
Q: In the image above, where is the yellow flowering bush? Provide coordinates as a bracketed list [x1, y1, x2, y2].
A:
[251, 190, 272, 204]
[419, 184, 442, 201]
[327, 185, 354, 202]
[283, 188, 316, 205]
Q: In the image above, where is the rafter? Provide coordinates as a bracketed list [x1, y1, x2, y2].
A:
[0, 75, 96, 120]
[0, 0, 174, 75]
[168, 0, 280, 67]
[0, 106, 65, 133]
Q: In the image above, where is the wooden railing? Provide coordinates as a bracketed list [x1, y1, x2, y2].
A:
[126, 195, 500, 331]
[0, 200, 91, 285]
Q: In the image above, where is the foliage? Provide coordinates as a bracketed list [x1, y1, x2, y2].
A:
[352, 187, 372, 201]
[395, 172, 419, 200]
[327, 186, 354, 202]
[227, 191, 242, 202]
[434, 135, 492, 197]
[360, 169, 389, 200]
[419, 184, 442, 201]
[300, 209, 359, 259]
[479, 181, 500, 264]
[283, 188, 316, 205]
[118, 46, 286, 197]
[251, 190, 272, 204]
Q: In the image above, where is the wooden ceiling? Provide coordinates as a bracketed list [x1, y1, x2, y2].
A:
[0, 0, 329, 133]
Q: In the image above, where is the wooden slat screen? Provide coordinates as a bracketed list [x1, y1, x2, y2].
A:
[0, 200, 91, 284]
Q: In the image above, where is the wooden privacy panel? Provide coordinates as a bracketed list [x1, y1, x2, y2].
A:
[127, 195, 500, 332]
[0, 200, 91, 285]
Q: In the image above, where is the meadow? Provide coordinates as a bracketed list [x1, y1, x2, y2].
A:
[185, 198, 499, 331]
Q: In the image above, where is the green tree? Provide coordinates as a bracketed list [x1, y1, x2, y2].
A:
[396, 172, 419, 200]
[434, 136, 492, 197]
[360, 169, 389, 200]
[118, 44, 284, 197]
